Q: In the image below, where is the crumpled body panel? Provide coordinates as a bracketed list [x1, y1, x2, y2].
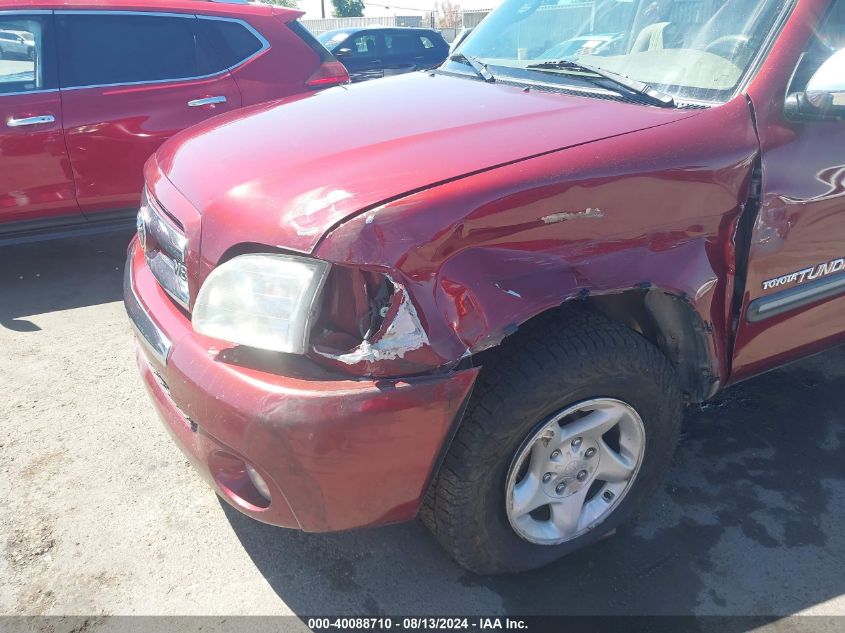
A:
[315, 96, 760, 384]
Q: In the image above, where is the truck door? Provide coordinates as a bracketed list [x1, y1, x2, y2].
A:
[732, 0, 845, 380]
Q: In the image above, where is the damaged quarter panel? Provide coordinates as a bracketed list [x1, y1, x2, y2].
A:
[315, 96, 761, 384]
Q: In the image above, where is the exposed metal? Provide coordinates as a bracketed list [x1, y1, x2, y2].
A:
[313, 276, 430, 365]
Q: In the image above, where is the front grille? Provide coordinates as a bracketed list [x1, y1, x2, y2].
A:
[138, 189, 190, 309]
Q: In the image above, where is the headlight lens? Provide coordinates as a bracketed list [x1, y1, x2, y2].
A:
[192, 253, 330, 354]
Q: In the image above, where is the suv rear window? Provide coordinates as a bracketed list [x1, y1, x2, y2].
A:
[57, 13, 205, 88]
[196, 17, 264, 70]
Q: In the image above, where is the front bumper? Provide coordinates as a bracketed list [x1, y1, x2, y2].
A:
[124, 240, 478, 531]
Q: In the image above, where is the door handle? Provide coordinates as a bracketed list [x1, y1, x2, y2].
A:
[187, 96, 227, 108]
[7, 114, 55, 128]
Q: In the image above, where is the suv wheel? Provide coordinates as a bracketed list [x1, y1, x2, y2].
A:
[421, 308, 683, 574]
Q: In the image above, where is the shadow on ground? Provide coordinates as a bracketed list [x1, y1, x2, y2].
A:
[0, 232, 131, 331]
[225, 348, 845, 616]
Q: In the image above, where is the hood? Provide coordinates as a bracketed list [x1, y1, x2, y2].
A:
[156, 72, 699, 255]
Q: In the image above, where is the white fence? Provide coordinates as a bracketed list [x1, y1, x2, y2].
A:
[301, 15, 423, 35]
[461, 9, 493, 29]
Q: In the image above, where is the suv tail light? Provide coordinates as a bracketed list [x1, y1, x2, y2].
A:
[287, 20, 350, 89]
[306, 60, 350, 88]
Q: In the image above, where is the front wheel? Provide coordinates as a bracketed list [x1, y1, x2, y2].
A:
[421, 308, 683, 574]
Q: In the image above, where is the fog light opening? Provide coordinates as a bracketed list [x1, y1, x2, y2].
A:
[246, 464, 272, 503]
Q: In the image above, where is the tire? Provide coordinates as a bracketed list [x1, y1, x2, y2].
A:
[421, 306, 683, 574]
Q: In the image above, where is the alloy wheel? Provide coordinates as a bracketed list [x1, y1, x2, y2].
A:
[505, 398, 646, 545]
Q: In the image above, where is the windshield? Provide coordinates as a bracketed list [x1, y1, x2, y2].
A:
[456, 0, 789, 103]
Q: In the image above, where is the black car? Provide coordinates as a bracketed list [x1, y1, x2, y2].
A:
[317, 27, 449, 82]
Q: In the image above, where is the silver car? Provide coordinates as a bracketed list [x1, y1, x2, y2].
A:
[0, 29, 35, 60]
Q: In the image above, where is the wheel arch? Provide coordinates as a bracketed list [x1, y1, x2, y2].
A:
[482, 288, 720, 403]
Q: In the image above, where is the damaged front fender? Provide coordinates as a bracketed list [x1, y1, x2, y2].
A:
[312, 97, 760, 386]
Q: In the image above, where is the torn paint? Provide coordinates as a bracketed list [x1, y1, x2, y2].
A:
[495, 283, 522, 298]
[541, 208, 604, 224]
[314, 278, 430, 365]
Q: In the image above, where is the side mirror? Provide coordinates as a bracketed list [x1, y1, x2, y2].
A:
[785, 48, 845, 121]
[335, 48, 353, 58]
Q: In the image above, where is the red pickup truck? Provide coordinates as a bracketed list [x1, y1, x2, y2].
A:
[126, 0, 845, 574]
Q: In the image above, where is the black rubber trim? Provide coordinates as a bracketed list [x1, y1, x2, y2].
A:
[288, 20, 334, 62]
[747, 272, 845, 322]
[418, 369, 476, 512]
[0, 208, 136, 246]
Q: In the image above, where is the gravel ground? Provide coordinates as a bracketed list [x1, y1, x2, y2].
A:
[2, 232, 845, 623]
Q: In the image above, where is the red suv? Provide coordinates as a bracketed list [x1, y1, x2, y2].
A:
[0, 0, 347, 244]
[127, 0, 844, 574]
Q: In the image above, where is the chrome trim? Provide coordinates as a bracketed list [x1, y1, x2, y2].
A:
[195, 14, 271, 63]
[124, 244, 172, 366]
[188, 95, 227, 107]
[54, 11, 270, 92]
[147, 252, 189, 308]
[58, 69, 232, 92]
[7, 114, 54, 127]
[0, 88, 59, 97]
[54, 10, 193, 17]
[747, 272, 845, 322]
[141, 193, 190, 309]
[0, 10, 52, 15]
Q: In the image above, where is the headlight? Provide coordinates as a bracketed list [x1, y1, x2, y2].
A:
[192, 253, 330, 354]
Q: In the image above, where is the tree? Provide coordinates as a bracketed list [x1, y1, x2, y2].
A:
[260, 0, 300, 7]
[331, 0, 365, 17]
[435, 0, 461, 29]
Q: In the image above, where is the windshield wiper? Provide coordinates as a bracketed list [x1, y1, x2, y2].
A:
[449, 52, 495, 83]
[525, 59, 674, 108]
